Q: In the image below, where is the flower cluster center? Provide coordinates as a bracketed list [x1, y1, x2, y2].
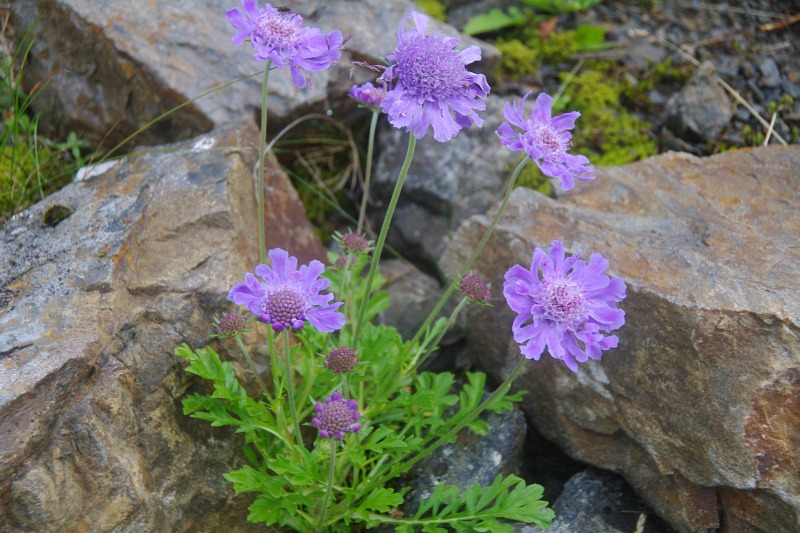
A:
[316, 401, 355, 433]
[254, 11, 302, 51]
[525, 123, 567, 157]
[396, 35, 466, 100]
[263, 286, 305, 325]
[540, 277, 586, 329]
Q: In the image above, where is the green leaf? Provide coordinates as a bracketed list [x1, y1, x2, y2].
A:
[463, 7, 527, 36]
[360, 487, 404, 513]
[401, 474, 554, 531]
[573, 24, 610, 52]
[522, 0, 602, 14]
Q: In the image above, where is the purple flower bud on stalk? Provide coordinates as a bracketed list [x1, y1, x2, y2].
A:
[496, 92, 595, 190]
[225, 1, 344, 88]
[378, 11, 490, 142]
[324, 347, 359, 374]
[215, 312, 248, 337]
[312, 392, 361, 440]
[503, 240, 625, 372]
[340, 231, 370, 254]
[228, 248, 345, 333]
[460, 274, 491, 303]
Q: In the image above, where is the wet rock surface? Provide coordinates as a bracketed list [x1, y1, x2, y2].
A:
[441, 145, 800, 533]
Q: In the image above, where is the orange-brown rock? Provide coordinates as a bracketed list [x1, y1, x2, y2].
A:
[441, 146, 800, 533]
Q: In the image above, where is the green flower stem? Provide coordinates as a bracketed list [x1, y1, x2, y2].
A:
[353, 135, 417, 348]
[316, 439, 337, 533]
[283, 330, 302, 443]
[356, 109, 380, 236]
[234, 335, 268, 397]
[362, 356, 527, 494]
[334, 254, 358, 336]
[257, 62, 272, 264]
[406, 156, 531, 352]
[267, 325, 280, 394]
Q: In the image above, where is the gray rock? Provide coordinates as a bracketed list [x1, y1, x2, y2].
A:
[371, 94, 522, 269]
[757, 57, 781, 88]
[10, 0, 498, 149]
[0, 124, 320, 532]
[663, 61, 734, 143]
[519, 469, 664, 533]
[441, 146, 800, 533]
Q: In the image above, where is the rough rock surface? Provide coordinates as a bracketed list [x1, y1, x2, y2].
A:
[10, 0, 498, 149]
[440, 145, 800, 533]
[0, 124, 320, 532]
[372, 94, 520, 270]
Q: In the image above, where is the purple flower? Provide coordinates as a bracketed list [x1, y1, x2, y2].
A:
[378, 11, 490, 142]
[225, 1, 344, 88]
[312, 392, 361, 440]
[503, 240, 625, 373]
[496, 92, 595, 190]
[349, 82, 387, 110]
[228, 248, 345, 332]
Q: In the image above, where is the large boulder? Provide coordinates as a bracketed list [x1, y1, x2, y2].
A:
[0, 124, 321, 531]
[10, 0, 498, 149]
[440, 146, 800, 533]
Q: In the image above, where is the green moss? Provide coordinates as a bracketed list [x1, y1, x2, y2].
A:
[560, 66, 657, 166]
[495, 26, 578, 81]
[416, 0, 447, 21]
[42, 204, 73, 227]
[496, 39, 539, 81]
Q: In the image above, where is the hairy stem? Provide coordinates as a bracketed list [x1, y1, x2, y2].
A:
[356, 109, 380, 235]
[257, 62, 272, 264]
[316, 439, 338, 532]
[283, 330, 301, 443]
[353, 135, 417, 347]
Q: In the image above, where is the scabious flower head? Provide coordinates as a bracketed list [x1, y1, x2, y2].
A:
[349, 82, 387, 110]
[324, 347, 359, 374]
[496, 92, 595, 190]
[215, 312, 248, 337]
[460, 274, 491, 303]
[312, 392, 361, 440]
[378, 11, 490, 142]
[228, 248, 345, 333]
[226, 1, 344, 88]
[503, 240, 625, 373]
